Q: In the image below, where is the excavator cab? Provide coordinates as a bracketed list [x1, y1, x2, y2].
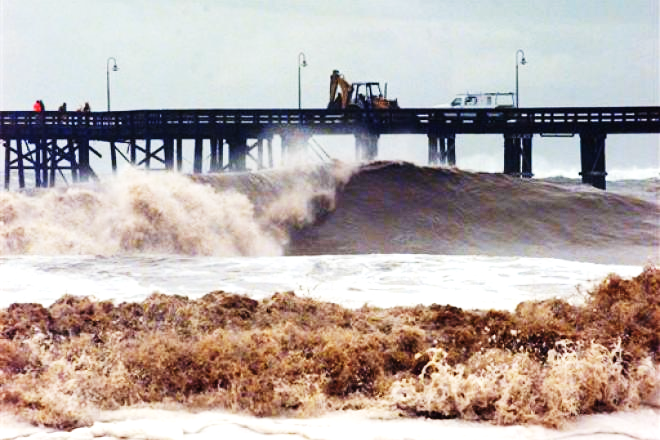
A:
[349, 82, 381, 109]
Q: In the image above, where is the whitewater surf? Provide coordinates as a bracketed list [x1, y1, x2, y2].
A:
[0, 161, 658, 439]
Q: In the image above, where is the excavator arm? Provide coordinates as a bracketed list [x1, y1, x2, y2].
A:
[329, 70, 351, 109]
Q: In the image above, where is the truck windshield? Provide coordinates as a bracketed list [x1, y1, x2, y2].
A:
[451, 98, 462, 106]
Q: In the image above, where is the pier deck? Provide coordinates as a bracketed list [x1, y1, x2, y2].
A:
[1, 106, 658, 190]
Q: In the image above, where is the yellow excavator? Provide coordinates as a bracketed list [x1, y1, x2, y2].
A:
[328, 70, 399, 110]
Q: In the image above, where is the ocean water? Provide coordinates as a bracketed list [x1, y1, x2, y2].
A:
[0, 161, 658, 439]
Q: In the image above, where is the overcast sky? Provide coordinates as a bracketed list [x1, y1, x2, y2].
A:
[1, 0, 658, 177]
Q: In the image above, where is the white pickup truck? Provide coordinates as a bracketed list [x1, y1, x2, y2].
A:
[437, 92, 515, 109]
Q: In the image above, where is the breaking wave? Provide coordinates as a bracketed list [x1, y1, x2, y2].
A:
[288, 161, 659, 264]
[0, 161, 657, 264]
[0, 162, 352, 256]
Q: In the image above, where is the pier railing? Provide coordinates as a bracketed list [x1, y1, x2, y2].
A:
[1, 106, 659, 191]
[2, 106, 658, 139]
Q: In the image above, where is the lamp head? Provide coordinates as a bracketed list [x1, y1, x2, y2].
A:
[521, 57, 527, 65]
[112, 64, 119, 72]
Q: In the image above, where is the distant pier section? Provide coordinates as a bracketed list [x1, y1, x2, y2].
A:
[1, 106, 658, 190]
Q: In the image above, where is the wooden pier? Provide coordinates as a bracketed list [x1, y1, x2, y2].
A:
[1, 106, 658, 190]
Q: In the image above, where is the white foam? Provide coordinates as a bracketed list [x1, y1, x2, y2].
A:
[2, 406, 658, 440]
[0, 254, 643, 310]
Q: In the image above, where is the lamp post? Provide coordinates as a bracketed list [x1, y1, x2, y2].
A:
[106, 57, 119, 111]
[298, 52, 307, 109]
[515, 49, 526, 108]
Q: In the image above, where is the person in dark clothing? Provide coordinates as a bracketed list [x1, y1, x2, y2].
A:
[58, 102, 67, 122]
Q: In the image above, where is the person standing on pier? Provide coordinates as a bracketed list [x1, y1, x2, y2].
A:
[58, 102, 67, 122]
[33, 100, 44, 112]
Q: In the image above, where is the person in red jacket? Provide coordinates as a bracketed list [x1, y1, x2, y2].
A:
[33, 100, 44, 112]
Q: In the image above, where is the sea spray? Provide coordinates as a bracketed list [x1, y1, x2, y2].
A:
[0, 162, 354, 256]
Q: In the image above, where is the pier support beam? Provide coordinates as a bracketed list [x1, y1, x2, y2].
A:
[34, 138, 43, 187]
[209, 137, 225, 172]
[176, 139, 183, 171]
[209, 138, 219, 171]
[48, 140, 57, 187]
[504, 134, 532, 178]
[193, 138, 204, 173]
[266, 135, 274, 168]
[256, 138, 264, 169]
[355, 131, 379, 162]
[4, 137, 82, 189]
[227, 136, 248, 171]
[428, 133, 456, 166]
[144, 139, 151, 169]
[68, 139, 79, 183]
[17, 140, 25, 188]
[579, 132, 607, 190]
[78, 138, 90, 182]
[3, 139, 9, 189]
[110, 142, 118, 173]
[129, 140, 137, 166]
[503, 135, 521, 176]
[521, 135, 533, 178]
[446, 134, 456, 166]
[428, 135, 442, 165]
[163, 138, 174, 170]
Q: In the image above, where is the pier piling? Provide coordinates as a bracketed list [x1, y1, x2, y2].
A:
[356, 130, 379, 162]
[579, 132, 607, 190]
[521, 136, 533, 178]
